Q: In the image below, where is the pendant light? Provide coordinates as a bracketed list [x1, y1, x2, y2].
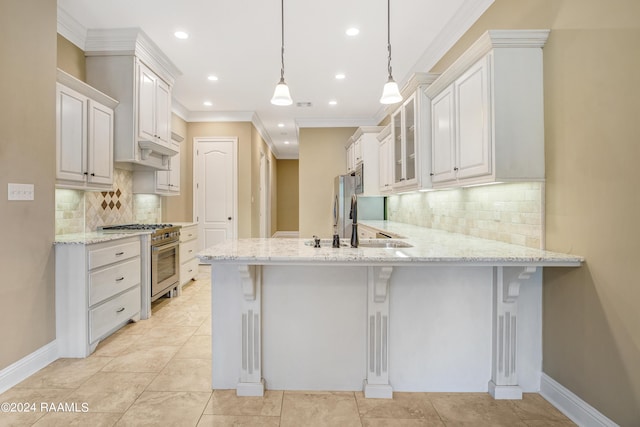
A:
[379, 0, 402, 104]
[271, 0, 293, 106]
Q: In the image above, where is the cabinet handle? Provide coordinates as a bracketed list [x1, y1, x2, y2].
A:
[116, 307, 125, 313]
[188, 250, 193, 253]
[188, 269, 193, 273]
[430, 173, 434, 176]
[454, 167, 459, 171]
[83, 172, 88, 175]
[115, 252, 124, 256]
[228, 217, 232, 221]
[115, 277, 125, 282]
[90, 173, 95, 176]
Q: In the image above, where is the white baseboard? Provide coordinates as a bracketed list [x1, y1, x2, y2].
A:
[540, 373, 619, 427]
[0, 341, 58, 394]
[272, 231, 299, 238]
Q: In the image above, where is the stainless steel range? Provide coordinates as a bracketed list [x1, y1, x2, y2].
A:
[100, 224, 181, 302]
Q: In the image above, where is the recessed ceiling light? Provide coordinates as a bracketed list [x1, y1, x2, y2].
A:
[329, 100, 338, 106]
[346, 28, 360, 36]
[174, 31, 189, 40]
[203, 101, 213, 106]
[284, 141, 290, 145]
[335, 73, 346, 80]
[277, 123, 285, 128]
[207, 75, 218, 81]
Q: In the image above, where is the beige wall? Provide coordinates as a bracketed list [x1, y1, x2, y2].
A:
[436, 1, 640, 424]
[162, 114, 190, 222]
[276, 159, 299, 232]
[299, 127, 355, 237]
[56, 34, 85, 81]
[0, 0, 56, 369]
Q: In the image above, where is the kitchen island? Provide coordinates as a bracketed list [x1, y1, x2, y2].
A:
[197, 222, 583, 400]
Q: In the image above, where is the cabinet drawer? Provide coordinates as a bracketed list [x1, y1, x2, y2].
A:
[180, 238, 198, 261]
[89, 258, 140, 306]
[88, 240, 140, 270]
[89, 286, 140, 343]
[180, 257, 199, 285]
[179, 225, 197, 243]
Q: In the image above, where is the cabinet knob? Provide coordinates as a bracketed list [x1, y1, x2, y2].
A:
[228, 217, 232, 221]
[429, 173, 434, 176]
[91, 173, 95, 176]
[83, 172, 88, 175]
[454, 167, 459, 171]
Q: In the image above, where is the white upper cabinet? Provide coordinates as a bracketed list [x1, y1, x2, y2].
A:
[85, 28, 181, 170]
[56, 69, 117, 190]
[426, 30, 550, 188]
[345, 126, 384, 196]
[377, 125, 394, 193]
[138, 62, 171, 147]
[133, 133, 182, 196]
[387, 75, 436, 192]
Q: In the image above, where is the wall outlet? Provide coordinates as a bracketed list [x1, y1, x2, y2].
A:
[8, 183, 34, 201]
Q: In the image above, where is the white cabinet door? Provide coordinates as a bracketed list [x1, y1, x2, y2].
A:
[169, 148, 180, 192]
[155, 78, 171, 146]
[87, 100, 114, 186]
[455, 57, 491, 180]
[431, 86, 456, 183]
[56, 84, 87, 182]
[391, 109, 403, 186]
[137, 62, 157, 142]
[378, 135, 393, 192]
[354, 137, 363, 165]
[137, 61, 171, 148]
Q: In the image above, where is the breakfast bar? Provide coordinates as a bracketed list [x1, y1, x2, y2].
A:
[198, 222, 583, 400]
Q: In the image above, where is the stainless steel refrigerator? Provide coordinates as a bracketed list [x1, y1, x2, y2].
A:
[333, 175, 385, 238]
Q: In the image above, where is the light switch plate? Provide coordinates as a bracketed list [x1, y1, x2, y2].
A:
[8, 183, 34, 201]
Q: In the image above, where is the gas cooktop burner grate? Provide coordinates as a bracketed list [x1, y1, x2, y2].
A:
[101, 223, 174, 230]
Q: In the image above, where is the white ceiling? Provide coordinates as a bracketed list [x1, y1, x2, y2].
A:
[58, 0, 493, 158]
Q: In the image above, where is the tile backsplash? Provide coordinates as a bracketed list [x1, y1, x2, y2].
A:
[55, 169, 162, 234]
[386, 182, 544, 249]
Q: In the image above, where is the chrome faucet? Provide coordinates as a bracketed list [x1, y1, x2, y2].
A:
[349, 194, 358, 248]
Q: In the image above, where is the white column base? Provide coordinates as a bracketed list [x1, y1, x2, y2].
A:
[237, 378, 265, 397]
[488, 381, 522, 400]
[363, 380, 393, 399]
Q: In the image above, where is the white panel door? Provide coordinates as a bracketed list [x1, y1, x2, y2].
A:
[137, 62, 156, 142]
[196, 138, 237, 251]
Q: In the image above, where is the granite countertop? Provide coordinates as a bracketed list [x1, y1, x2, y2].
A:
[54, 231, 151, 245]
[197, 221, 584, 267]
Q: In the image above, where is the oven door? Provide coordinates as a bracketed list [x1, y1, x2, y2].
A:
[151, 240, 180, 301]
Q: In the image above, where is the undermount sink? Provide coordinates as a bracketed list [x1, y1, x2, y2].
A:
[356, 239, 413, 248]
[304, 239, 412, 249]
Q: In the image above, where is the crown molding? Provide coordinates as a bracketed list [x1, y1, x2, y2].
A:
[57, 6, 87, 49]
[295, 117, 377, 128]
[57, 68, 118, 109]
[408, 0, 495, 79]
[84, 28, 181, 85]
[184, 110, 255, 122]
[376, 124, 391, 141]
[251, 113, 280, 159]
[426, 29, 550, 97]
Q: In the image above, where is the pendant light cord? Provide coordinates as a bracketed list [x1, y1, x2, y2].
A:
[280, 0, 286, 81]
[386, 0, 393, 80]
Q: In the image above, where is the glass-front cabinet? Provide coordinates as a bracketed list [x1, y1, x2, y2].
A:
[391, 92, 419, 190]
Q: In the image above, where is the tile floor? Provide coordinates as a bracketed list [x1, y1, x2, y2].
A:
[0, 266, 576, 426]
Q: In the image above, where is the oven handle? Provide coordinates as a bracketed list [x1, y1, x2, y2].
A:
[152, 241, 179, 252]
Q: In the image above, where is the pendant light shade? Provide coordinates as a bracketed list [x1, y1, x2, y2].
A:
[380, 0, 402, 105]
[271, 0, 293, 106]
[271, 77, 293, 106]
[380, 77, 402, 104]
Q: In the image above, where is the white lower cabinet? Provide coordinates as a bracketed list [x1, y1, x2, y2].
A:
[56, 236, 142, 357]
[179, 224, 199, 287]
